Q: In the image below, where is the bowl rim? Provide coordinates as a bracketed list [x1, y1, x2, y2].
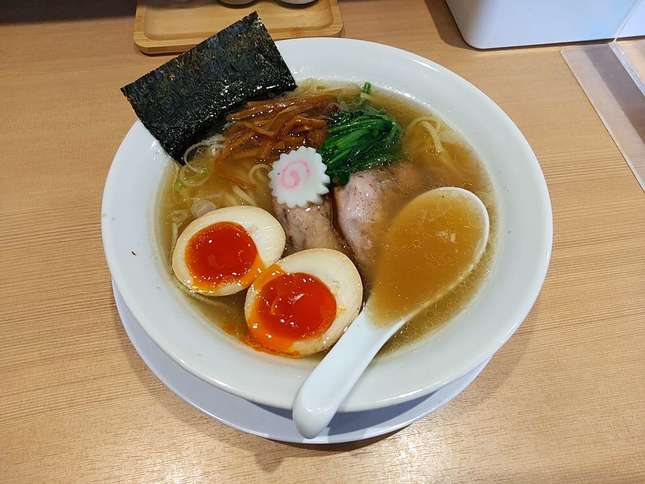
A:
[102, 37, 552, 411]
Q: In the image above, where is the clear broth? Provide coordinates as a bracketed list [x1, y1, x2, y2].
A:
[157, 82, 496, 357]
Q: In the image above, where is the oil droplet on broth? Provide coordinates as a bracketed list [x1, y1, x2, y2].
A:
[368, 190, 486, 324]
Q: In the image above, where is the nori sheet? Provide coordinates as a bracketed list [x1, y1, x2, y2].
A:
[121, 12, 296, 162]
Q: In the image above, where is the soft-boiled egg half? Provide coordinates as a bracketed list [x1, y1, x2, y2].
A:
[244, 248, 363, 356]
[172, 206, 286, 296]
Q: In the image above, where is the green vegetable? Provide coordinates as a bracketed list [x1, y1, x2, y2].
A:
[320, 86, 402, 184]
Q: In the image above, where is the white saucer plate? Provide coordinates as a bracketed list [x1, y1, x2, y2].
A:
[113, 283, 490, 444]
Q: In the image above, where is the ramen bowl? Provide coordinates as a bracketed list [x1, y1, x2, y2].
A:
[102, 38, 552, 411]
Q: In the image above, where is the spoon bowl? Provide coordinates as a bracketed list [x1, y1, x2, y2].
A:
[293, 187, 490, 438]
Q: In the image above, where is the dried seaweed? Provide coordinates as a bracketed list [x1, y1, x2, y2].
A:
[121, 12, 296, 162]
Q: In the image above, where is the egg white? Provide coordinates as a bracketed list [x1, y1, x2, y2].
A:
[244, 248, 363, 355]
[172, 206, 286, 296]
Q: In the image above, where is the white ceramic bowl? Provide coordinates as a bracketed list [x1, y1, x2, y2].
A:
[102, 38, 552, 412]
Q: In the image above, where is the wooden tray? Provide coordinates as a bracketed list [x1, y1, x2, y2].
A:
[134, 0, 343, 55]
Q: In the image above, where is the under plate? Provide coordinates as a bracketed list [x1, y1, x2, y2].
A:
[113, 283, 490, 444]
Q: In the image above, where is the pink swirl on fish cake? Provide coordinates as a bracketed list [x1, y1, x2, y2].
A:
[279, 159, 311, 190]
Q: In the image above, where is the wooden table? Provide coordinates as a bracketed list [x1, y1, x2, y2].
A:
[2, 1, 644, 481]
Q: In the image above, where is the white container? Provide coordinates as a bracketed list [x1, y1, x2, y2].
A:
[446, 0, 645, 49]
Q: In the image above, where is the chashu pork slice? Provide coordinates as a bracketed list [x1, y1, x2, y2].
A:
[272, 195, 350, 255]
[334, 162, 430, 283]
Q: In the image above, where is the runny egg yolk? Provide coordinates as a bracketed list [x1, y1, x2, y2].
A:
[185, 221, 262, 291]
[248, 266, 337, 354]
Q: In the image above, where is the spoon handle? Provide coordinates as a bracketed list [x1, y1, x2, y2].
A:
[292, 310, 399, 438]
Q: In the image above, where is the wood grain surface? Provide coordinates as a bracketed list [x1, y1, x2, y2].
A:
[1, 0, 644, 481]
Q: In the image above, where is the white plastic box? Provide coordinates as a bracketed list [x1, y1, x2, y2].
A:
[446, 0, 645, 49]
